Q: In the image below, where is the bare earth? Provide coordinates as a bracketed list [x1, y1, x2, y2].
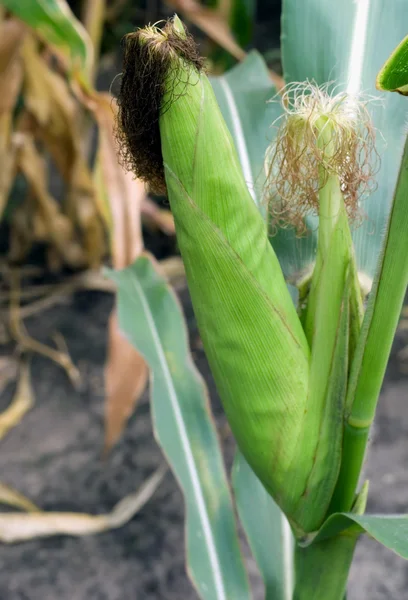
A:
[0, 288, 407, 599]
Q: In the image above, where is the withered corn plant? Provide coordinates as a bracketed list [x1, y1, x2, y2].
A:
[0, 0, 178, 543]
[112, 12, 408, 600]
[0, 7, 107, 270]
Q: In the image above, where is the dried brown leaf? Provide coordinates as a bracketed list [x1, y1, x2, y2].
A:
[0, 111, 19, 220]
[14, 134, 85, 267]
[0, 19, 25, 72]
[79, 92, 148, 451]
[0, 360, 34, 441]
[0, 465, 166, 543]
[0, 20, 25, 218]
[0, 482, 41, 513]
[68, 85, 148, 450]
[103, 311, 148, 454]
[21, 36, 106, 268]
[88, 93, 145, 268]
[167, 0, 246, 61]
[7, 261, 185, 319]
[0, 355, 18, 395]
[142, 197, 176, 235]
[21, 37, 53, 125]
[8, 274, 81, 388]
[0, 19, 25, 113]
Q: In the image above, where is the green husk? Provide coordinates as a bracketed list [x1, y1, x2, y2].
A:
[160, 58, 315, 533]
[115, 16, 363, 536]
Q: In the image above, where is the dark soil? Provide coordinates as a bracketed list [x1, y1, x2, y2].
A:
[0, 283, 407, 599]
[1, 3, 407, 599]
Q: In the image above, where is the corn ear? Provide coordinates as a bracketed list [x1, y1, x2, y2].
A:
[160, 42, 313, 533]
[116, 17, 353, 535]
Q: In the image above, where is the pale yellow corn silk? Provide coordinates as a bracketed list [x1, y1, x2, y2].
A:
[264, 82, 379, 235]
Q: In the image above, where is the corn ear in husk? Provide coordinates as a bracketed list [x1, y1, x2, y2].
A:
[115, 17, 360, 535]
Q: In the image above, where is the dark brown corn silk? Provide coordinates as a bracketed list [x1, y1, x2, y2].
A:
[115, 18, 205, 194]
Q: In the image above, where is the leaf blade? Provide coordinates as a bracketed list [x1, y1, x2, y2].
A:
[103, 310, 148, 454]
[87, 92, 148, 453]
[110, 254, 251, 600]
[376, 34, 408, 94]
[312, 512, 408, 560]
[0, 361, 34, 441]
[232, 452, 294, 600]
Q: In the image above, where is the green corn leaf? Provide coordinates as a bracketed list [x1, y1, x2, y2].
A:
[281, 0, 408, 279]
[108, 255, 251, 600]
[330, 134, 408, 513]
[311, 512, 408, 560]
[232, 452, 294, 600]
[377, 34, 408, 95]
[211, 51, 281, 215]
[297, 489, 408, 595]
[1, 0, 92, 78]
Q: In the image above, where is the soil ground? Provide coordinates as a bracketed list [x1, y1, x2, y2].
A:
[0, 284, 407, 600]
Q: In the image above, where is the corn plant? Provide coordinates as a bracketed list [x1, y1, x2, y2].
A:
[111, 7, 408, 600]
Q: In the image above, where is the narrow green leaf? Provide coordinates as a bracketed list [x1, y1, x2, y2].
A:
[1, 0, 92, 77]
[312, 512, 408, 560]
[232, 452, 293, 600]
[109, 255, 251, 600]
[376, 34, 408, 95]
[331, 135, 408, 513]
[281, 0, 408, 278]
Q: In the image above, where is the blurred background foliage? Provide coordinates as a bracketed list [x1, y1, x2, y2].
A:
[0, 0, 282, 272]
[0, 0, 283, 540]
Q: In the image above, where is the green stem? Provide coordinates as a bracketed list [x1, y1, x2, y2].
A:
[330, 136, 408, 513]
[293, 533, 358, 600]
